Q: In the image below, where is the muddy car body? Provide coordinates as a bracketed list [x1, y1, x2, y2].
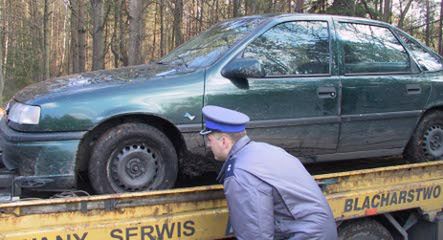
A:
[1, 14, 443, 194]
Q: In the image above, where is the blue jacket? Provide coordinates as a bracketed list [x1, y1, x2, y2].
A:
[218, 136, 337, 240]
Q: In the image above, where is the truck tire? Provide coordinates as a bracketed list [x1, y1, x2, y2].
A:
[338, 219, 393, 240]
[405, 111, 443, 162]
[88, 123, 178, 194]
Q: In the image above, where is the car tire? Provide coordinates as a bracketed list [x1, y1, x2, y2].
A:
[338, 219, 393, 240]
[405, 111, 443, 162]
[88, 123, 178, 194]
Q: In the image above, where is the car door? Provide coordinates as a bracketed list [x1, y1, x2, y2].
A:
[204, 18, 340, 161]
[334, 20, 431, 156]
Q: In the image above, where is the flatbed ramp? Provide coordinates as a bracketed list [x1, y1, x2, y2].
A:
[0, 161, 442, 240]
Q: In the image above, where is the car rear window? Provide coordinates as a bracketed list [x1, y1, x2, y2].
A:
[394, 29, 443, 72]
[337, 22, 410, 74]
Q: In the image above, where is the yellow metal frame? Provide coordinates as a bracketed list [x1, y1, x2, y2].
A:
[0, 161, 442, 240]
[317, 161, 443, 221]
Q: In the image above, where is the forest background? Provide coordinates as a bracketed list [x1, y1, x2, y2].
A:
[0, 0, 440, 104]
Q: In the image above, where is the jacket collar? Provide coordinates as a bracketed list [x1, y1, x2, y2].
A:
[216, 135, 251, 183]
[227, 135, 251, 160]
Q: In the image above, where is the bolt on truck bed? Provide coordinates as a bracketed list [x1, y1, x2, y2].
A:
[0, 161, 441, 240]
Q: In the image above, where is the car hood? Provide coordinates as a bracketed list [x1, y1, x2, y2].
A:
[14, 63, 192, 103]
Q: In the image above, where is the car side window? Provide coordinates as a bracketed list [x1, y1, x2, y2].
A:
[243, 21, 330, 76]
[395, 30, 443, 72]
[337, 22, 410, 74]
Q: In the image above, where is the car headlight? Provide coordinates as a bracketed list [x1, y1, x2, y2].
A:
[8, 102, 41, 124]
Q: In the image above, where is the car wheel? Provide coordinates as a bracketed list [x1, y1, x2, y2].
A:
[338, 219, 393, 240]
[405, 111, 443, 162]
[88, 123, 178, 194]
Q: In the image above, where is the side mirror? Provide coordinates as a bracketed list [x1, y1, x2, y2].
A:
[221, 58, 265, 89]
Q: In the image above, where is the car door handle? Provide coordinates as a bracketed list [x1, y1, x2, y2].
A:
[407, 84, 421, 95]
[317, 87, 336, 99]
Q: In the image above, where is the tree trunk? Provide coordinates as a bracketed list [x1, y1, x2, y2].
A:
[111, 0, 121, 67]
[70, 0, 79, 73]
[0, 42, 3, 104]
[198, 0, 203, 32]
[91, 0, 105, 70]
[59, 2, 69, 76]
[0, 0, 4, 104]
[70, 0, 86, 73]
[43, 0, 50, 79]
[378, 0, 383, 20]
[211, 0, 219, 24]
[295, 0, 304, 12]
[50, 2, 55, 74]
[159, 0, 165, 57]
[215, 0, 219, 23]
[28, 0, 40, 81]
[425, 0, 430, 46]
[78, 0, 86, 72]
[246, 0, 256, 14]
[128, 0, 145, 65]
[120, 1, 128, 66]
[194, 0, 201, 33]
[152, 2, 158, 60]
[173, 0, 183, 48]
[233, 0, 241, 17]
[72, 0, 87, 72]
[398, 0, 413, 29]
[361, 0, 374, 19]
[383, 0, 390, 22]
[267, 0, 273, 13]
[439, 0, 443, 55]
[3, 0, 9, 79]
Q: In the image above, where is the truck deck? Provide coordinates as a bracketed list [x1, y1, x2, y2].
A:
[0, 160, 441, 239]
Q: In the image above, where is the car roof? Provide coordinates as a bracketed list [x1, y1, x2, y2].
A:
[255, 13, 392, 28]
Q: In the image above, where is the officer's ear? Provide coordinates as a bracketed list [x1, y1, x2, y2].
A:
[220, 133, 234, 148]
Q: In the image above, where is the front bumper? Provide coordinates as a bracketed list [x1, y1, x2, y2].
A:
[0, 119, 86, 190]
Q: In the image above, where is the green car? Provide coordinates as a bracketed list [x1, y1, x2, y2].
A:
[1, 14, 443, 194]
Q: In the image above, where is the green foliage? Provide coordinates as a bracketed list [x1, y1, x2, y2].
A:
[324, 0, 374, 18]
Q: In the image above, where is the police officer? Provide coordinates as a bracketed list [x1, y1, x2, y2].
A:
[200, 105, 338, 240]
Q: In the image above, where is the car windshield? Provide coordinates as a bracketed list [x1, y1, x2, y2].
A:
[159, 16, 266, 68]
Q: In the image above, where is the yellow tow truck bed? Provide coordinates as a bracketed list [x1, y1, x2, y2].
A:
[0, 161, 442, 240]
